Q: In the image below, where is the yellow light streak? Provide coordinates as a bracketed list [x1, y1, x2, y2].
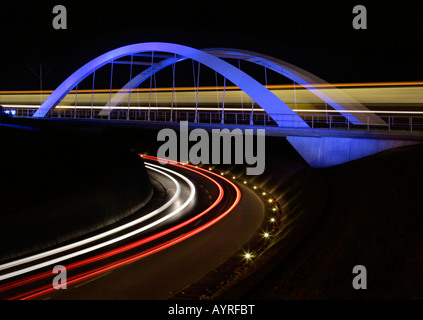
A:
[1, 81, 423, 95]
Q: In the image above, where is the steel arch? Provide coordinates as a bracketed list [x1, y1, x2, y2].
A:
[33, 42, 308, 128]
[204, 48, 385, 125]
[102, 46, 384, 126]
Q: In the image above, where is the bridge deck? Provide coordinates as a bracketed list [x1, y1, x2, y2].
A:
[11, 116, 423, 142]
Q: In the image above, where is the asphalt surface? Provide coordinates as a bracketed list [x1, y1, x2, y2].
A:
[41, 169, 264, 299]
[0, 159, 264, 300]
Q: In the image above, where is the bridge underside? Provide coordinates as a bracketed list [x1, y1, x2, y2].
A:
[287, 136, 420, 168]
[68, 117, 420, 168]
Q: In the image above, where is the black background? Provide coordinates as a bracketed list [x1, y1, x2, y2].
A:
[0, 1, 422, 310]
[0, 1, 422, 90]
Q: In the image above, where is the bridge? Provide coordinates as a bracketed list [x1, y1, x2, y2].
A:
[2, 42, 422, 167]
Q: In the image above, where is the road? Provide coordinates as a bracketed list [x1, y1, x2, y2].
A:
[0, 156, 264, 299]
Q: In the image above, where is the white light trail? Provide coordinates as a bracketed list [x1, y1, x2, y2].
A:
[0, 163, 196, 281]
[4, 104, 423, 115]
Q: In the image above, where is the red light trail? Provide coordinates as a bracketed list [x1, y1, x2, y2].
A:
[0, 156, 241, 300]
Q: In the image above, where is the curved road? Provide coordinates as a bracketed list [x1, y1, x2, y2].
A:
[0, 156, 264, 300]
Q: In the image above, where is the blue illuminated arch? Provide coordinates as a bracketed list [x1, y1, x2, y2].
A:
[33, 42, 308, 128]
[102, 46, 384, 126]
[204, 48, 385, 125]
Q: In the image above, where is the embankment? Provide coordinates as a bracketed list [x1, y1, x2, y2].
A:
[0, 123, 153, 262]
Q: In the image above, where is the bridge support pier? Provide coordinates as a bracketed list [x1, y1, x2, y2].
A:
[287, 136, 420, 168]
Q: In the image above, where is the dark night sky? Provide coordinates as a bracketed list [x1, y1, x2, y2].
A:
[0, 1, 422, 90]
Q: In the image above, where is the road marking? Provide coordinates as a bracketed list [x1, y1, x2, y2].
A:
[73, 271, 112, 288]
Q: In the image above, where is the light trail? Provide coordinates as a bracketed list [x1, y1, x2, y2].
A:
[1, 81, 423, 95]
[4, 104, 423, 115]
[0, 156, 241, 300]
[2, 80, 423, 116]
[13, 157, 241, 300]
[0, 163, 194, 281]
[2, 81, 423, 111]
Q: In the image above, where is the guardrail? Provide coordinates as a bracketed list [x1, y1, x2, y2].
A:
[4, 107, 423, 133]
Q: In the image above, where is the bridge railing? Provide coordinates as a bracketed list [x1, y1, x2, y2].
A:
[4, 107, 423, 133]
